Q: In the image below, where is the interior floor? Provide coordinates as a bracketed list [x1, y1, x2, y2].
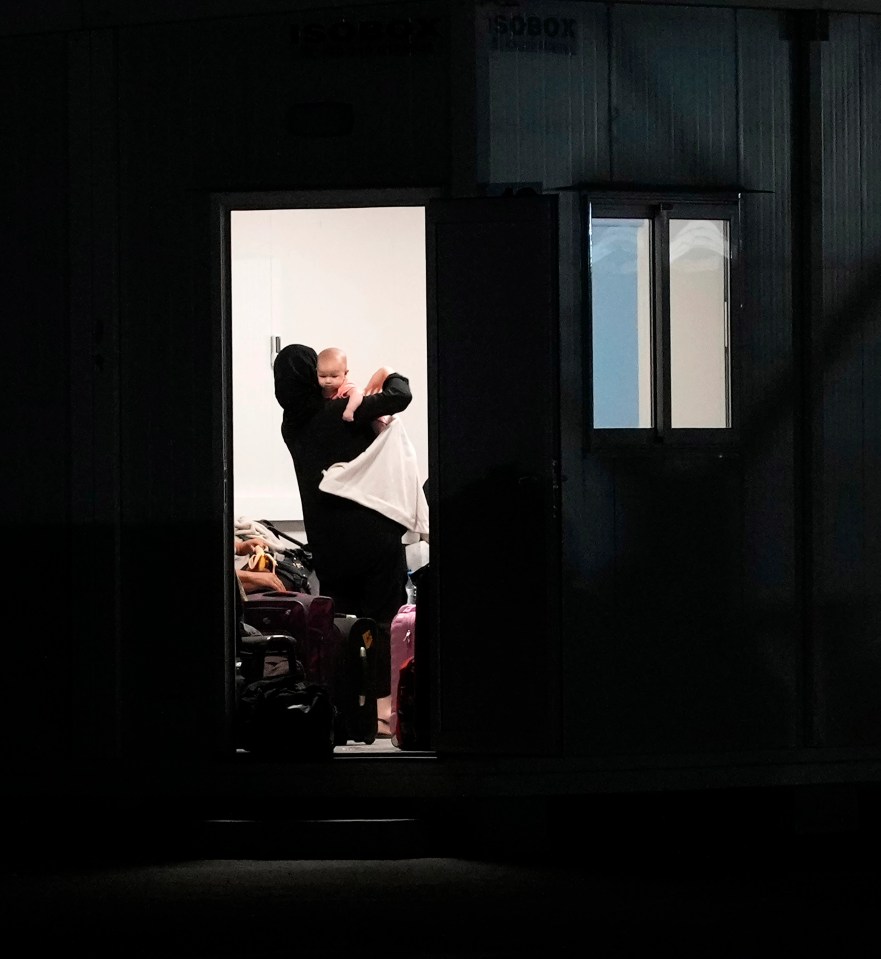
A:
[334, 739, 419, 756]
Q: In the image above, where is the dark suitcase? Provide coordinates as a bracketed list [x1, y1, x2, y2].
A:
[332, 614, 382, 745]
[393, 656, 417, 750]
[242, 592, 307, 643]
[243, 591, 338, 687]
[237, 631, 304, 688]
[235, 631, 335, 760]
[238, 676, 335, 761]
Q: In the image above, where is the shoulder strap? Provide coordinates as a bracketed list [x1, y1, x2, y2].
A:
[258, 518, 309, 550]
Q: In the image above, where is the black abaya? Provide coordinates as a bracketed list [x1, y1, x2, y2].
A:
[273, 344, 413, 627]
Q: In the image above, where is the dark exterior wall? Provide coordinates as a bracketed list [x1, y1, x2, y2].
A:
[482, 4, 799, 755]
[2, 30, 77, 759]
[733, 9, 801, 748]
[111, 3, 451, 755]
[578, 5, 777, 757]
[3, 2, 453, 763]
[609, 3, 738, 185]
[3, 0, 881, 784]
[478, 2, 739, 190]
[476, 1, 610, 187]
[561, 5, 881, 759]
[813, 13, 881, 748]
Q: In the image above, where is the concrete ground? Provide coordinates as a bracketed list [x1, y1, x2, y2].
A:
[3, 787, 880, 956]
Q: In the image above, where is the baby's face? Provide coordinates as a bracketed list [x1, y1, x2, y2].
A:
[317, 359, 347, 397]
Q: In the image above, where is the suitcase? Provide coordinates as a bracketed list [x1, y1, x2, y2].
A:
[237, 671, 335, 761]
[242, 591, 307, 642]
[392, 656, 417, 750]
[389, 603, 416, 736]
[243, 590, 338, 687]
[332, 614, 382, 745]
[235, 629, 336, 760]
[236, 631, 304, 688]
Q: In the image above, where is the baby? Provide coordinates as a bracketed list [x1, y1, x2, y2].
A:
[317, 346, 391, 431]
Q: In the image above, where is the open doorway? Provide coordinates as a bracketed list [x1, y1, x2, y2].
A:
[227, 196, 430, 754]
[220, 190, 563, 760]
[230, 205, 428, 524]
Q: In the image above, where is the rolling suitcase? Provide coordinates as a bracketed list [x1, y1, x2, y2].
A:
[237, 631, 304, 688]
[389, 603, 416, 737]
[235, 630, 336, 760]
[242, 591, 308, 643]
[332, 614, 382, 745]
[391, 564, 429, 750]
[393, 656, 417, 750]
[243, 590, 338, 687]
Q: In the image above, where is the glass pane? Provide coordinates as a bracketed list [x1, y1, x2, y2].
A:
[669, 219, 730, 428]
[590, 218, 653, 428]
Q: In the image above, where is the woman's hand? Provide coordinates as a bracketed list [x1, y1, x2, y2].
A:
[236, 568, 286, 593]
[235, 536, 271, 556]
[363, 366, 395, 395]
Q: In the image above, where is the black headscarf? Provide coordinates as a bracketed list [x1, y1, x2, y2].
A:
[274, 343, 321, 428]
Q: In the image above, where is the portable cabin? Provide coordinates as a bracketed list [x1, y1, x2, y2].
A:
[5, 0, 881, 842]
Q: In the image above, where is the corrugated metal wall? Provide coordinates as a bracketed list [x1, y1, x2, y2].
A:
[734, 8, 799, 750]
[1, 29, 77, 759]
[477, 2, 881, 757]
[478, 3, 801, 756]
[111, 1, 452, 754]
[813, 13, 881, 748]
[4, 0, 881, 775]
[476, 0, 609, 187]
[609, 3, 738, 186]
[478, 1, 739, 189]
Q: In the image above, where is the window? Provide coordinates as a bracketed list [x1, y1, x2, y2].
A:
[586, 195, 739, 440]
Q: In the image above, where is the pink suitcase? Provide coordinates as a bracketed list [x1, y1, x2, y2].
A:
[389, 603, 416, 733]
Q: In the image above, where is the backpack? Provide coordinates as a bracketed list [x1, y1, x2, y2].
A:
[238, 676, 335, 760]
[235, 632, 335, 760]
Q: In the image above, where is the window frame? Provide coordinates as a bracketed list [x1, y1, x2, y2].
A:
[583, 191, 742, 450]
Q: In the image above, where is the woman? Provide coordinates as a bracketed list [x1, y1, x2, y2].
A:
[273, 343, 413, 629]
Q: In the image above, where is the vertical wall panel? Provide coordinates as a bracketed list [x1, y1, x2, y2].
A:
[584, 452, 749, 755]
[1, 33, 75, 759]
[814, 13, 881, 747]
[68, 28, 124, 759]
[735, 10, 799, 746]
[1, 34, 70, 526]
[476, 0, 609, 187]
[610, 4, 737, 186]
[860, 15, 881, 734]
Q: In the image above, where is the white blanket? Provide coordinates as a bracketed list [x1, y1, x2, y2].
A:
[233, 517, 292, 554]
[318, 416, 429, 541]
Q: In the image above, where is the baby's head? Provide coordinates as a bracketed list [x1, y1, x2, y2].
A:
[316, 347, 348, 397]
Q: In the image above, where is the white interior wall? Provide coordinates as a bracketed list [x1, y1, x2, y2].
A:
[231, 206, 428, 522]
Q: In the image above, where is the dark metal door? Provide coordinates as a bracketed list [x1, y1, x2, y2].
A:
[425, 195, 562, 756]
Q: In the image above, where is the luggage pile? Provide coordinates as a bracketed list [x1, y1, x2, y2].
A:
[236, 588, 385, 753]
